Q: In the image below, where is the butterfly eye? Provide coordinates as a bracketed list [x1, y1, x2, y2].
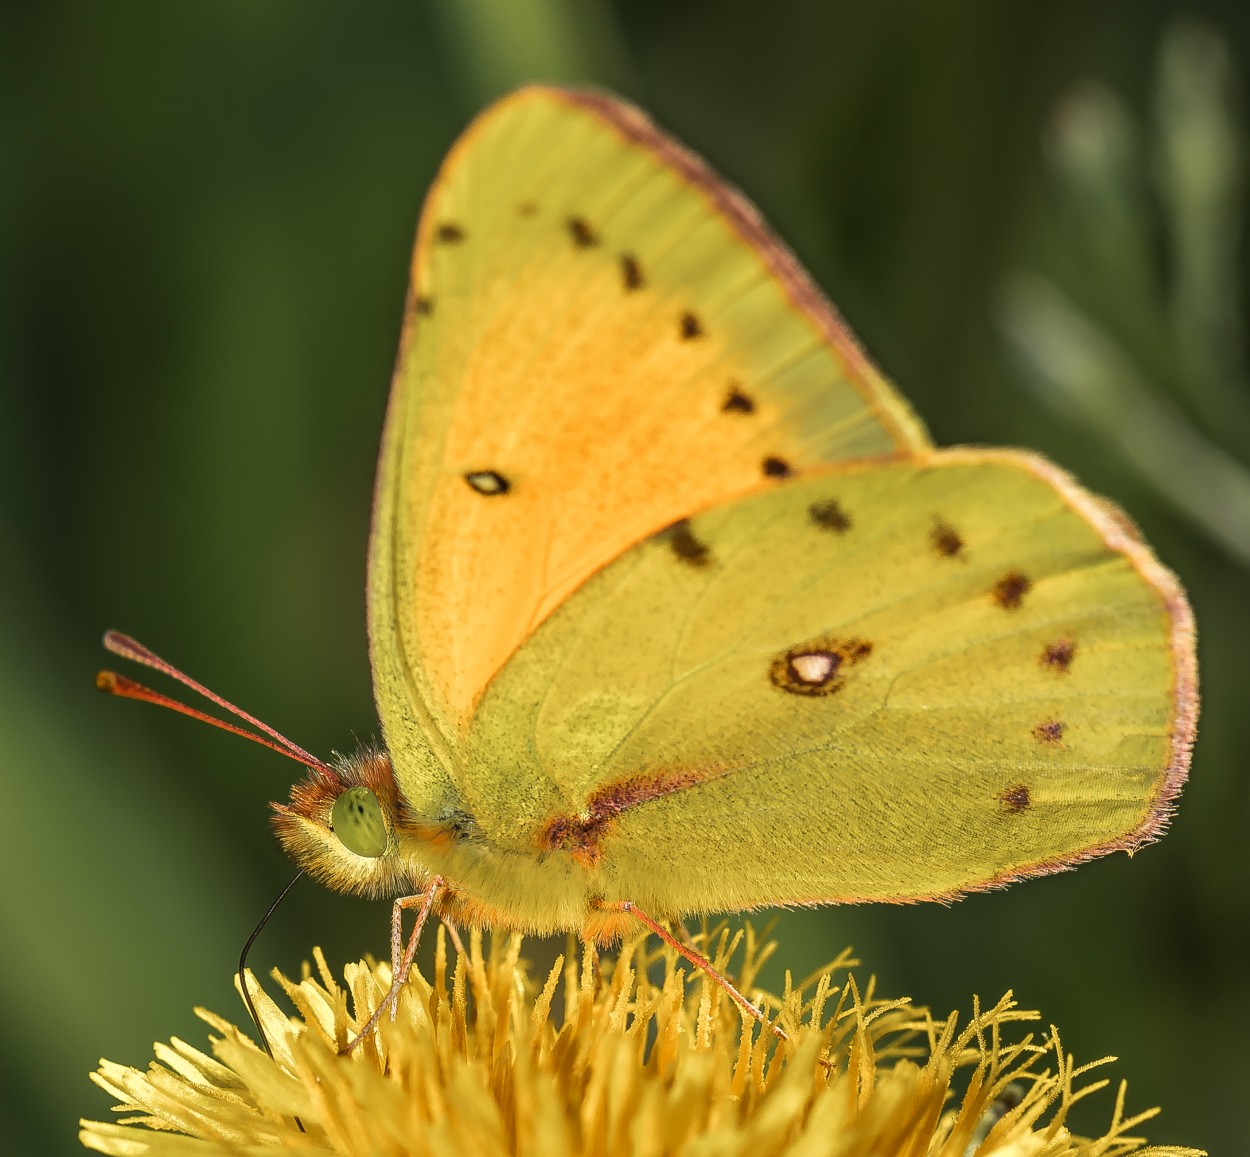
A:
[330, 786, 388, 858]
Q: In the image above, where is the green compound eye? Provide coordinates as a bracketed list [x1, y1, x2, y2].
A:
[330, 786, 388, 858]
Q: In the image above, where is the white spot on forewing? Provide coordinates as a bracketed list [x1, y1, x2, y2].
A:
[790, 652, 837, 684]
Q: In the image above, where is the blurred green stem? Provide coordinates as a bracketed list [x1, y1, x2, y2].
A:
[1003, 20, 1250, 566]
[427, 0, 631, 103]
[1002, 273, 1250, 566]
[1155, 22, 1249, 450]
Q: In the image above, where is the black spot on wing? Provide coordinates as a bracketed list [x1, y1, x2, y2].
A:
[721, 385, 755, 414]
[1000, 784, 1031, 813]
[1041, 637, 1076, 673]
[435, 223, 465, 244]
[930, 520, 963, 558]
[667, 520, 712, 568]
[992, 572, 1031, 611]
[1032, 719, 1066, 746]
[679, 311, 703, 341]
[567, 217, 599, 248]
[809, 499, 851, 533]
[762, 456, 793, 479]
[464, 470, 511, 496]
[620, 254, 644, 290]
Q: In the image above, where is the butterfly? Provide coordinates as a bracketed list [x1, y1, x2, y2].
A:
[102, 85, 1197, 1037]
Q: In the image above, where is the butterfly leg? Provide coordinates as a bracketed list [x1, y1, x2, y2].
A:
[441, 918, 467, 957]
[602, 899, 787, 1041]
[344, 876, 446, 1051]
[671, 917, 701, 953]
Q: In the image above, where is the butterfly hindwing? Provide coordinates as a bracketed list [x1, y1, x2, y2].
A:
[464, 450, 1194, 917]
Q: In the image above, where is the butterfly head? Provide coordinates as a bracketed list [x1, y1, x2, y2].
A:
[271, 747, 420, 900]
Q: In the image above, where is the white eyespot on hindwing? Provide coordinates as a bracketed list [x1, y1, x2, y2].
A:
[770, 637, 873, 697]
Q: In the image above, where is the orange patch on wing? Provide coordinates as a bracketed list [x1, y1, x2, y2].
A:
[541, 767, 714, 868]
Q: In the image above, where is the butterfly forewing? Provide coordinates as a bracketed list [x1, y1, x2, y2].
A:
[369, 86, 930, 769]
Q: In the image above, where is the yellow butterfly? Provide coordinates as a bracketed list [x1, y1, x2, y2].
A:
[102, 86, 1196, 1036]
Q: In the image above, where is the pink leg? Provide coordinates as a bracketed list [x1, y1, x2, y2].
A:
[442, 919, 466, 957]
[390, 896, 406, 982]
[344, 876, 445, 1051]
[604, 900, 787, 1041]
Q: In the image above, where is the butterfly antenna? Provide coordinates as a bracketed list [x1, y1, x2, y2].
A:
[98, 630, 335, 774]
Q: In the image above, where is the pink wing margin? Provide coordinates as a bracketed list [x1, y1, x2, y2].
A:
[547, 84, 932, 455]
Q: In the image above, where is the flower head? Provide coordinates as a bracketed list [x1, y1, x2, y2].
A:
[81, 926, 1200, 1156]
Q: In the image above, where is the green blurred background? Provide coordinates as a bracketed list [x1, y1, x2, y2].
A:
[4, 1, 1247, 1152]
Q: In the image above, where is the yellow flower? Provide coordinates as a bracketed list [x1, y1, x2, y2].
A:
[80, 927, 1200, 1156]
